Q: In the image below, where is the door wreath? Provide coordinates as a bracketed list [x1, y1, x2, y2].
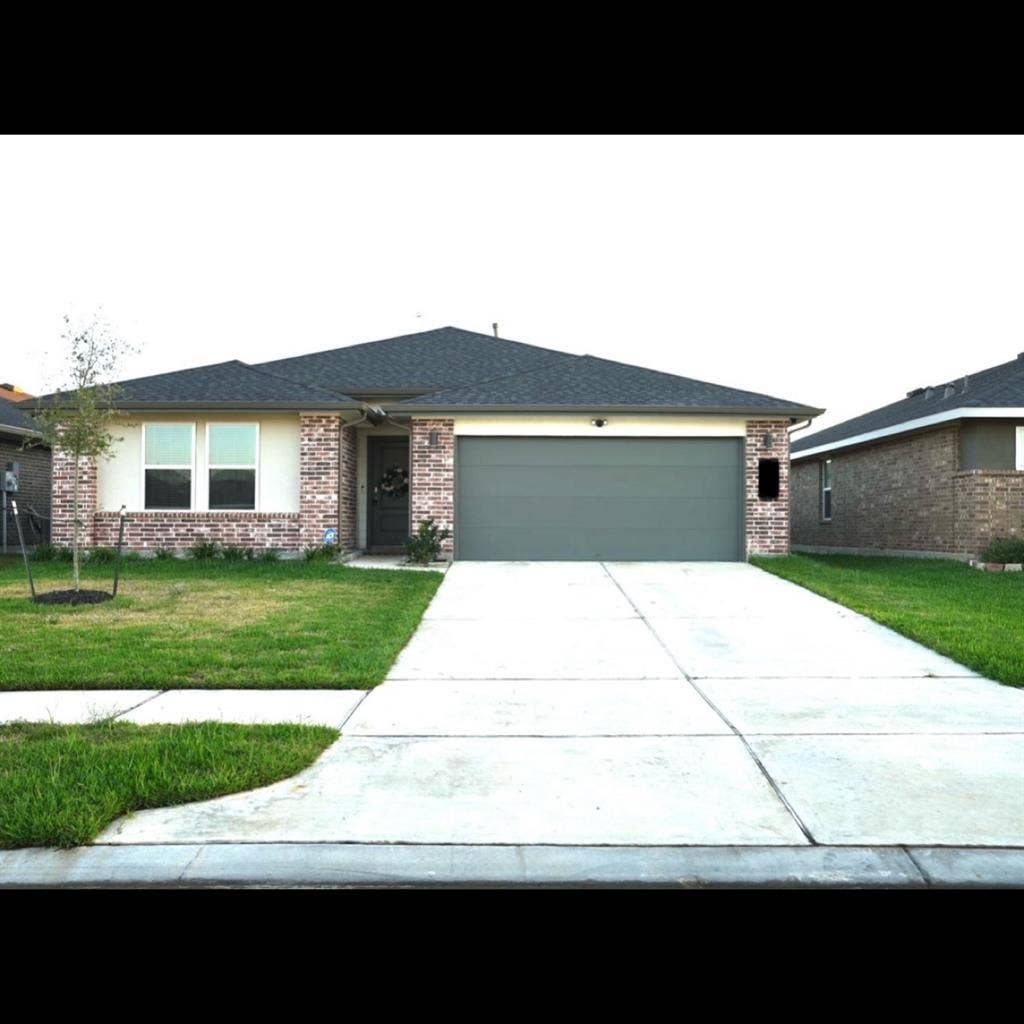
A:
[377, 464, 409, 497]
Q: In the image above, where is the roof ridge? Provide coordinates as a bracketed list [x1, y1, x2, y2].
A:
[257, 325, 585, 368]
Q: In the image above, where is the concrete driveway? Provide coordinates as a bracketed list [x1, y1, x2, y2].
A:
[99, 562, 1024, 850]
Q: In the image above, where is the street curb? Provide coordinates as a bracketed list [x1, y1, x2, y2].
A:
[2, 843, 1022, 888]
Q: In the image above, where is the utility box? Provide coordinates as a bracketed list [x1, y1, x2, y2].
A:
[2, 462, 19, 493]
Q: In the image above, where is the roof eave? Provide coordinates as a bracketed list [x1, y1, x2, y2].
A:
[0, 423, 40, 439]
[791, 406, 1024, 460]
[388, 403, 825, 417]
[104, 401, 361, 412]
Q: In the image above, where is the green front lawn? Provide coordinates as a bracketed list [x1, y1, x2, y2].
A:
[0, 720, 337, 848]
[753, 554, 1024, 687]
[0, 558, 442, 689]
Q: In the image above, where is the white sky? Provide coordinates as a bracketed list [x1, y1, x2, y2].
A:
[1, 135, 1021, 433]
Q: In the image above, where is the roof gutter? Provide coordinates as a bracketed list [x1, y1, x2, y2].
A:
[386, 403, 826, 417]
[0, 424, 40, 439]
[792, 406, 1024, 460]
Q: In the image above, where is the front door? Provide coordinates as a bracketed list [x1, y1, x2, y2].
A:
[368, 436, 410, 549]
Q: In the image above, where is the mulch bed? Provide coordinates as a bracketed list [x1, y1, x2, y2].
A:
[32, 589, 113, 606]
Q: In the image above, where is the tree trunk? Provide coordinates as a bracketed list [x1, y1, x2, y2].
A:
[72, 453, 81, 592]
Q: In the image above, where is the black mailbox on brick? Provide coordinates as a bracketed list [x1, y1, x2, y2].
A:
[758, 458, 780, 500]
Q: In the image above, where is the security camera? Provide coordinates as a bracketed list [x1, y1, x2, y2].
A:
[591, 418, 608, 428]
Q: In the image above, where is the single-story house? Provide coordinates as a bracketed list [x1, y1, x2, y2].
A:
[791, 352, 1024, 558]
[42, 326, 822, 561]
[1, 391, 51, 550]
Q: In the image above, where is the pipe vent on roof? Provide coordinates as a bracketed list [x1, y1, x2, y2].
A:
[943, 384, 955, 399]
[924, 387, 935, 399]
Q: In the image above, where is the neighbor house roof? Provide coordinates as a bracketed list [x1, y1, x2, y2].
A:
[792, 352, 1024, 459]
[0, 395, 42, 437]
[31, 326, 823, 417]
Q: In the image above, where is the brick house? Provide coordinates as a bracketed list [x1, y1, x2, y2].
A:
[38, 327, 822, 561]
[791, 353, 1024, 558]
[1, 392, 51, 550]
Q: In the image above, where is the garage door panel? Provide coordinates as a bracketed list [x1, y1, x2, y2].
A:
[456, 437, 743, 561]
[458, 525, 741, 561]
[460, 465, 741, 500]
[458, 437, 739, 468]
[460, 496, 741, 531]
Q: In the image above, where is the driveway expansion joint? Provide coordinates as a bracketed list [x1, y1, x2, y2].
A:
[599, 562, 819, 846]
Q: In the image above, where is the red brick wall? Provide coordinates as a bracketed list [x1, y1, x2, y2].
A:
[791, 426, 960, 553]
[410, 418, 454, 558]
[299, 414, 341, 549]
[339, 426, 357, 550]
[94, 512, 300, 550]
[746, 420, 791, 556]
[50, 446, 97, 547]
[954, 471, 1024, 555]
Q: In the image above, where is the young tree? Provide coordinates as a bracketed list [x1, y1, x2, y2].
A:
[32, 314, 136, 591]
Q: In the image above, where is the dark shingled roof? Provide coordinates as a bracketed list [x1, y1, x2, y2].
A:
[257, 326, 575, 393]
[0, 395, 41, 434]
[399, 353, 819, 412]
[792, 353, 1024, 455]
[37, 360, 353, 409]
[32, 326, 822, 415]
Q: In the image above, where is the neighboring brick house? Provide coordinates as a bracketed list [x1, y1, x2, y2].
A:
[1, 392, 51, 549]
[34, 327, 822, 561]
[792, 353, 1024, 559]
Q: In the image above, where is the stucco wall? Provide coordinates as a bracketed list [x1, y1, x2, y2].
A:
[452, 414, 747, 437]
[96, 413, 301, 513]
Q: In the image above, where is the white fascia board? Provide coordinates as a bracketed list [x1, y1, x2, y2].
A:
[791, 407, 1024, 461]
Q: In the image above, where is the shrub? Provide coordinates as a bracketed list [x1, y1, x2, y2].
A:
[153, 547, 177, 561]
[30, 542, 60, 562]
[221, 545, 253, 562]
[980, 536, 1024, 565]
[190, 540, 220, 561]
[255, 548, 280, 563]
[55, 545, 74, 562]
[304, 543, 337, 562]
[85, 546, 117, 564]
[404, 518, 450, 565]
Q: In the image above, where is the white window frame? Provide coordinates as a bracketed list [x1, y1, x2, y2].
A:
[1016, 426, 1024, 471]
[141, 422, 196, 511]
[821, 458, 833, 522]
[205, 422, 260, 512]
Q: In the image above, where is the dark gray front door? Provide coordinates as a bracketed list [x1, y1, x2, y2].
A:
[456, 437, 744, 561]
[368, 436, 410, 549]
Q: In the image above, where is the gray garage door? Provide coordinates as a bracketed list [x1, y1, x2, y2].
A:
[456, 437, 744, 561]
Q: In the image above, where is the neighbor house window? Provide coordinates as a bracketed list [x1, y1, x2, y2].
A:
[820, 459, 833, 521]
[207, 423, 258, 510]
[144, 423, 194, 509]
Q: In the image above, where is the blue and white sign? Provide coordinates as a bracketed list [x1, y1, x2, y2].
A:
[323, 527, 338, 546]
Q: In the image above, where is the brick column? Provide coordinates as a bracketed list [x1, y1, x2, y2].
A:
[50, 445, 97, 548]
[410, 418, 455, 558]
[746, 420, 790, 557]
[299, 414, 341, 549]
[339, 425, 357, 551]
